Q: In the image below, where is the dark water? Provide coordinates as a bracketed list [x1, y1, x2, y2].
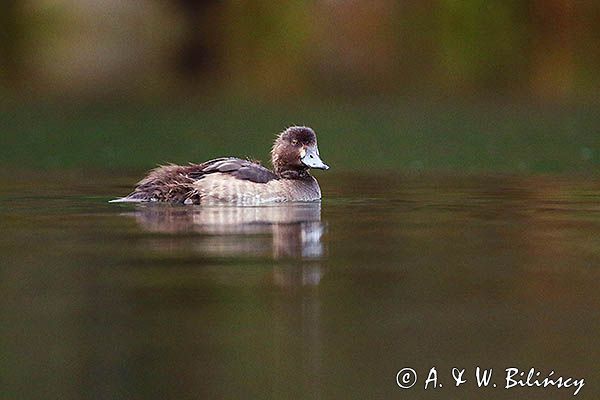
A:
[2, 171, 599, 399]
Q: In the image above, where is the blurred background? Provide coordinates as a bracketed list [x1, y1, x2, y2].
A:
[1, 0, 599, 172]
[3, 3, 600, 399]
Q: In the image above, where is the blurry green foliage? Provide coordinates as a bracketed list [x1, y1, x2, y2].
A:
[437, 0, 529, 92]
[0, 0, 599, 100]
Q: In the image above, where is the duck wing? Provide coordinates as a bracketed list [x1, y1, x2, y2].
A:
[110, 157, 277, 203]
[189, 157, 277, 183]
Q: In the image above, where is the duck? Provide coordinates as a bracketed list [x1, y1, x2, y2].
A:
[110, 126, 329, 205]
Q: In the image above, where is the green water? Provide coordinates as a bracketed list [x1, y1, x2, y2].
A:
[1, 170, 599, 399]
[2, 101, 599, 173]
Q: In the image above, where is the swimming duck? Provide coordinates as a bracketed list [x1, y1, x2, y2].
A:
[111, 126, 329, 205]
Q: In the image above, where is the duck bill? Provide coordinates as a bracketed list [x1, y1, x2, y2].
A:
[301, 145, 329, 170]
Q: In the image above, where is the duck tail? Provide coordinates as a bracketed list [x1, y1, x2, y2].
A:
[108, 196, 145, 203]
[109, 164, 197, 204]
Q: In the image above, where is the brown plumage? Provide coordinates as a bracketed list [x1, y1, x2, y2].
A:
[111, 126, 329, 205]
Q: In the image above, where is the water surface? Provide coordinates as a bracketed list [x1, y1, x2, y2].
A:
[1, 171, 599, 399]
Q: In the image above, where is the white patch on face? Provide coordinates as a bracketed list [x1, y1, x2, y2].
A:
[300, 147, 306, 158]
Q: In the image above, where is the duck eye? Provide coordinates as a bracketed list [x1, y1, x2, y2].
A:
[291, 139, 298, 146]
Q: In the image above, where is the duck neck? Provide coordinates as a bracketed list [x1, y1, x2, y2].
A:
[274, 164, 311, 180]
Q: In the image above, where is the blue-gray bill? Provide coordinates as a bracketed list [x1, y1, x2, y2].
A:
[301, 146, 329, 170]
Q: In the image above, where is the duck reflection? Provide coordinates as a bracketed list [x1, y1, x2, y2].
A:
[127, 202, 326, 286]
[114, 203, 327, 396]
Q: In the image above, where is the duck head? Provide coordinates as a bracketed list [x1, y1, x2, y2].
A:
[271, 126, 329, 178]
